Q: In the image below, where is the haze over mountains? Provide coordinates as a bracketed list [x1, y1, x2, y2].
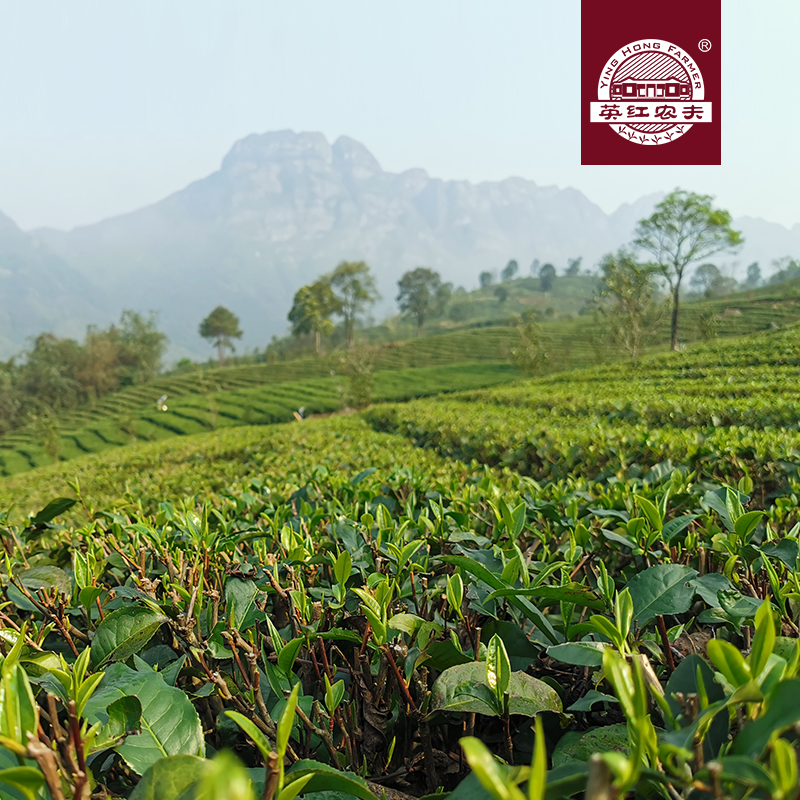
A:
[3, 129, 800, 360]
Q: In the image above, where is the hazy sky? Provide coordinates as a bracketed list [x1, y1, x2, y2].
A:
[0, 1, 798, 231]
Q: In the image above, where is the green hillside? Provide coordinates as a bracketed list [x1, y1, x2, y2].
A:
[6, 319, 800, 510]
[3, 309, 800, 799]
[0, 362, 519, 477]
[5, 276, 800, 480]
[270, 272, 800, 358]
[364, 323, 800, 494]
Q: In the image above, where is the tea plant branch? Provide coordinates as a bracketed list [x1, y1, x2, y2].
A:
[26, 736, 66, 800]
[232, 631, 276, 736]
[293, 700, 341, 768]
[656, 615, 676, 672]
[382, 644, 417, 712]
[67, 700, 89, 800]
[11, 582, 84, 656]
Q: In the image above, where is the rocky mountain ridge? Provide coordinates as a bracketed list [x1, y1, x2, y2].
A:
[1, 130, 798, 359]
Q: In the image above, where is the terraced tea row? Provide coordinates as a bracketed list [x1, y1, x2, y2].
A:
[364, 326, 800, 493]
[0, 363, 519, 477]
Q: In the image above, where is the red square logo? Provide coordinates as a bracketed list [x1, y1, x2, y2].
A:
[581, 0, 721, 165]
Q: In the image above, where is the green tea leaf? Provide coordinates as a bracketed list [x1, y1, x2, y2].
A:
[634, 495, 662, 532]
[432, 662, 561, 717]
[83, 663, 204, 775]
[284, 759, 378, 800]
[0, 766, 45, 800]
[225, 710, 272, 762]
[17, 566, 71, 597]
[487, 583, 604, 610]
[625, 564, 698, 625]
[225, 578, 259, 631]
[91, 606, 168, 667]
[128, 754, 208, 800]
[486, 633, 511, 704]
[30, 497, 76, 526]
[461, 737, 525, 800]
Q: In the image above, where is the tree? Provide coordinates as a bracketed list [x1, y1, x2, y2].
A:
[17, 334, 83, 413]
[76, 330, 122, 402]
[565, 257, 583, 277]
[529, 258, 541, 276]
[396, 267, 450, 337]
[539, 263, 556, 293]
[511, 310, 548, 376]
[338, 346, 377, 409]
[745, 262, 762, 289]
[697, 304, 719, 340]
[494, 286, 509, 303]
[501, 260, 519, 282]
[635, 190, 743, 351]
[596, 250, 661, 362]
[479, 271, 494, 289]
[689, 263, 721, 297]
[768, 257, 800, 285]
[115, 310, 168, 385]
[199, 306, 242, 366]
[689, 263, 738, 298]
[328, 261, 379, 349]
[0, 311, 168, 434]
[288, 280, 342, 354]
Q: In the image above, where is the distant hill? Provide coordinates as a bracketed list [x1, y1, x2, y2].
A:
[0, 211, 106, 358]
[0, 129, 796, 360]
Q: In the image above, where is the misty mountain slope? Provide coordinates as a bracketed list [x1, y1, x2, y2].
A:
[33, 131, 625, 355]
[16, 129, 800, 360]
[0, 212, 106, 359]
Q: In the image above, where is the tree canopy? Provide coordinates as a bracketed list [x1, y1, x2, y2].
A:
[0, 311, 167, 434]
[494, 285, 509, 303]
[539, 263, 556, 293]
[328, 261, 379, 349]
[745, 262, 762, 289]
[501, 260, 519, 282]
[635, 190, 743, 350]
[565, 257, 583, 277]
[396, 267, 450, 336]
[288, 280, 342, 354]
[199, 306, 243, 366]
[689, 264, 737, 298]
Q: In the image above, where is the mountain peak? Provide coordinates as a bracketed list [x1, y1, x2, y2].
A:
[221, 130, 332, 173]
[332, 135, 382, 178]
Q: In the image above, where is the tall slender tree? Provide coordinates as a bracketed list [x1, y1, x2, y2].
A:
[328, 261, 379, 349]
[596, 250, 661, 362]
[539, 263, 556, 293]
[565, 257, 583, 276]
[635, 190, 743, 351]
[501, 259, 519, 281]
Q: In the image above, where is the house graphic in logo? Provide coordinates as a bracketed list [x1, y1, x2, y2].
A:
[610, 76, 691, 101]
[590, 39, 712, 146]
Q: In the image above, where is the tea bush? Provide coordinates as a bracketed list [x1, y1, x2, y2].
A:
[1, 326, 800, 798]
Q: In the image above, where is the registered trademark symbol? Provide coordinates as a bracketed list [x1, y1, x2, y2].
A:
[698, 39, 712, 52]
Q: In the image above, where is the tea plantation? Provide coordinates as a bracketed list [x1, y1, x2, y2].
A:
[2, 326, 800, 799]
[0, 362, 519, 477]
